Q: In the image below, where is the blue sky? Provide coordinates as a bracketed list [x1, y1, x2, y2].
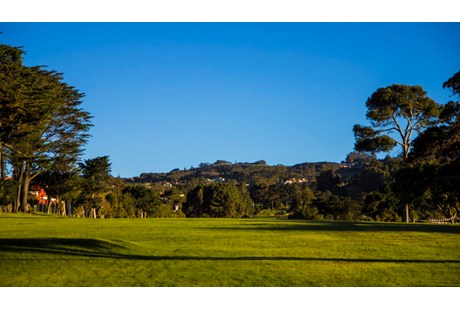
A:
[1, 23, 459, 177]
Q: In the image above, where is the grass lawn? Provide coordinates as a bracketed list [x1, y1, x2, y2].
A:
[0, 213, 459, 286]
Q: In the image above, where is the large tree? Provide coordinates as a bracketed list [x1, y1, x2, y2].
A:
[353, 84, 440, 222]
[399, 70, 460, 223]
[353, 84, 440, 160]
[0, 44, 92, 212]
[0, 45, 25, 181]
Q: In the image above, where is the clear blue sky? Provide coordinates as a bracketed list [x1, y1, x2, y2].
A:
[1, 23, 459, 177]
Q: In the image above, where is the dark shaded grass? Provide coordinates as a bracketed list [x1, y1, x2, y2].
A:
[1, 237, 459, 264]
[0, 238, 127, 258]
[206, 220, 460, 234]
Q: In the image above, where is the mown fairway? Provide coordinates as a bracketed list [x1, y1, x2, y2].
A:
[0, 214, 459, 286]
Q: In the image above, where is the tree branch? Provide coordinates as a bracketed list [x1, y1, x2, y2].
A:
[391, 114, 406, 145]
[30, 168, 45, 181]
[3, 143, 27, 157]
[379, 127, 399, 133]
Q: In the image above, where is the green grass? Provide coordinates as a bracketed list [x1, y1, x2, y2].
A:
[0, 213, 459, 286]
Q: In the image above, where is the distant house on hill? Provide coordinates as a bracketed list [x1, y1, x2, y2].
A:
[283, 178, 309, 185]
[208, 177, 226, 183]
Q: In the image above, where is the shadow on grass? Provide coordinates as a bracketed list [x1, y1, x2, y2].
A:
[209, 220, 460, 234]
[1, 238, 459, 264]
[0, 238, 129, 259]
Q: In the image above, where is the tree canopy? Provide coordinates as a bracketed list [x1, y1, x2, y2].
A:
[397, 70, 460, 223]
[353, 84, 440, 160]
[443, 70, 460, 97]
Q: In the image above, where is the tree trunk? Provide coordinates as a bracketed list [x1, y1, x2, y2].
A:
[0, 143, 4, 180]
[20, 160, 31, 213]
[66, 199, 72, 217]
[56, 195, 62, 216]
[403, 143, 410, 161]
[405, 203, 410, 223]
[13, 162, 24, 213]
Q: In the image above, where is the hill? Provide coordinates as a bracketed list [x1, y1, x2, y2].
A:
[124, 160, 343, 187]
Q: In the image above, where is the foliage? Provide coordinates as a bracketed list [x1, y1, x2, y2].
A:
[313, 191, 363, 220]
[443, 69, 460, 97]
[0, 179, 15, 211]
[0, 44, 92, 212]
[77, 156, 112, 213]
[394, 70, 460, 223]
[345, 151, 377, 166]
[33, 169, 82, 215]
[122, 185, 177, 218]
[286, 183, 315, 212]
[183, 182, 254, 218]
[353, 124, 396, 154]
[316, 170, 345, 196]
[353, 84, 440, 160]
[129, 160, 338, 187]
[363, 187, 402, 222]
[410, 102, 459, 165]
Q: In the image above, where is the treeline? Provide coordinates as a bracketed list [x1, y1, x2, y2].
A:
[1, 43, 459, 222]
[127, 160, 339, 186]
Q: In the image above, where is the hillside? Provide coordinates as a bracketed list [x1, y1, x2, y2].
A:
[124, 160, 343, 187]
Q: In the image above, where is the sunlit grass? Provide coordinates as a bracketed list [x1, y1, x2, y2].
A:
[0, 214, 458, 286]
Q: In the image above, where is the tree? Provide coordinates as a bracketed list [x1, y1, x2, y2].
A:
[79, 156, 111, 217]
[345, 151, 376, 167]
[0, 178, 15, 213]
[183, 182, 254, 218]
[398, 70, 460, 223]
[312, 191, 362, 220]
[287, 183, 317, 219]
[353, 84, 440, 222]
[121, 185, 169, 218]
[443, 70, 460, 97]
[363, 186, 402, 221]
[316, 170, 344, 196]
[0, 44, 92, 213]
[34, 168, 82, 216]
[0, 44, 31, 211]
[353, 84, 440, 160]
[407, 70, 459, 166]
[0, 45, 24, 180]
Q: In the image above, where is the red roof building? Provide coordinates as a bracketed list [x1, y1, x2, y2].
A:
[29, 185, 48, 205]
